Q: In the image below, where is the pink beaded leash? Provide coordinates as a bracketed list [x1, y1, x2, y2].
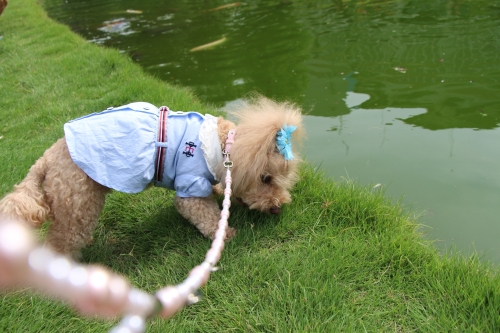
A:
[0, 130, 237, 333]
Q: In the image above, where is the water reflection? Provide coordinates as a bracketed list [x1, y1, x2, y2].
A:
[98, 19, 134, 35]
[302, 89, 500, 262]
[43, 0, 500, 130]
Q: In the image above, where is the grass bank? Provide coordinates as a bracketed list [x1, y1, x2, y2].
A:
[1, 0, 499, 332]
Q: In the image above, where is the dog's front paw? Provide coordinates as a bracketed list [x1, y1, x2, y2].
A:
[211, 226, 237, 240]
[212, 183, 224, 196]
[225, 226, 237, 240]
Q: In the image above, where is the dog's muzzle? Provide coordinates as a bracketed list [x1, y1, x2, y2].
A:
[270, 206, 281, 214]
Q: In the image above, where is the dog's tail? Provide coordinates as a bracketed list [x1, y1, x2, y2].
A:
[0, 156, 50, 227]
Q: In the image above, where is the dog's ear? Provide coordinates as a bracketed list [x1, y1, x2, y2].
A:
[229, 97, 304, 187]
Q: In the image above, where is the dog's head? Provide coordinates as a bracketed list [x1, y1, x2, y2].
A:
[225, 97, 304, 214]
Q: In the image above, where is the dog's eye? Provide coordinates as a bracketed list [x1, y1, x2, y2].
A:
[261, 175, 272, 184]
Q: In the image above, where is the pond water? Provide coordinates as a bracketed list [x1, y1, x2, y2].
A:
[42, 0, 500, 263]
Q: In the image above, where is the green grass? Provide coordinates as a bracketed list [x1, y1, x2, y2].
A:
[1, 0, 500, 332]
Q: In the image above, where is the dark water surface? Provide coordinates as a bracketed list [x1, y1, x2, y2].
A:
[43, 0, 500, 262]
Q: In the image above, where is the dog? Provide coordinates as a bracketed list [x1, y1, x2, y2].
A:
[0, 97, 303, 259]
[0, 0, 7, 16]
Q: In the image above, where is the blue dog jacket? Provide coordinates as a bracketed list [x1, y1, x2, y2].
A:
[64, 102, 222, 197]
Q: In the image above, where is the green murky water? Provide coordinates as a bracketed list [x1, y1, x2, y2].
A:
[43, 0, 500, 262]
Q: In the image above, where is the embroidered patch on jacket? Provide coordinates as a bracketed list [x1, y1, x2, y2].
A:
[182, 141, 197, 157]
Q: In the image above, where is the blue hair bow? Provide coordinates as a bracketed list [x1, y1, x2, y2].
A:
[276, 124, 297, 161]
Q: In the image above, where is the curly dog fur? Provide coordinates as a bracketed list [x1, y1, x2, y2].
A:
[0, 97, 303, 259]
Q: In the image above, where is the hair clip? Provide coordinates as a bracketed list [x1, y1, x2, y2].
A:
[276, 124, 297, 161]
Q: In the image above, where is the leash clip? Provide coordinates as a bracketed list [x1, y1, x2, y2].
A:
[222, 129, 236, 169]
[222, 150, 233, 169]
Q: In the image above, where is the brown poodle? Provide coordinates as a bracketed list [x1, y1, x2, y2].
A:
[0, 97, 303, 259]
[0, 0, 7, 16]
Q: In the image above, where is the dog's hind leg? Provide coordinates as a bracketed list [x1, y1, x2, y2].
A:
[0, 146, 51, 226]
[43, 139, 110, 259]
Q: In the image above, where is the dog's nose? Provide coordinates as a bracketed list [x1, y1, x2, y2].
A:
[236, 198, 248, 207]
[270, 206, 281, 214]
